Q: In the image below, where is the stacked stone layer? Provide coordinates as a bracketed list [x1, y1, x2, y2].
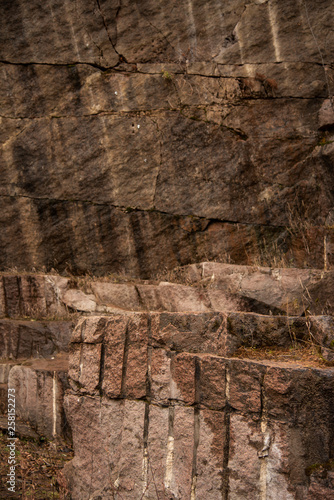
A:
[64, 313, 334, 499]
[0, 266, 333, 498]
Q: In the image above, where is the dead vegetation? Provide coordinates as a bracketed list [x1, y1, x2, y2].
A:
[0, 431, 73, 499]
[232, 343, 333, 368]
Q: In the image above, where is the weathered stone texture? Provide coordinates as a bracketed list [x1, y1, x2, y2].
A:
[3, 196, 317, 276]
[64, 313, 334, 499]
[168, 262, 334, 315]
[0, 0, 334, 275]
[1, 0, 334, 495]
[0, 319, 72, 359]
[8, 358, 69, 439]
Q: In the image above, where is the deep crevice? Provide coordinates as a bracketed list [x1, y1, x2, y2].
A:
[222, 363, 231, 499]
[120, 323, 130, 397]
[191, 408, 200, 498]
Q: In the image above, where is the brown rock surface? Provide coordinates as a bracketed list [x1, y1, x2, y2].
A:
[0, 319, 72, 359]
[1, 0, 334, 496]
[168, 262, 334, 315]
[0, 1, 334, 276]
[1, 265, 333, 319]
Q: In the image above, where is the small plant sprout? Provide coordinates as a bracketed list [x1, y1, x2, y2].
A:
[161, 70, 173, 81]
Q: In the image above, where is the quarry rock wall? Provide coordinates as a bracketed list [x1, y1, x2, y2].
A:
[1, 1, 334, 498]
[0, 266, 333, 498]
[0, 0, 334, 276]
[64, 314, 334, 499]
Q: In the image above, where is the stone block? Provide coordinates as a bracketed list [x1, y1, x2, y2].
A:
[196, 410, 226, 499]
[198, 355, 226, 410]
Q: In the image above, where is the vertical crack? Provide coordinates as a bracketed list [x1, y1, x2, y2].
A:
[258, 370, 270, 500]
[191, 357, 201, 498]
[2, 276, 8, 318]
[142, 401, 150, 494]
[52, 371, 57, 438]
[164, 406, 175, 492]
[222, 362, 231, 500]
[79, 343, 84, 386]
[191, 407, 200, 499]
[96, 0, 124, 59]
[222, 411, 231, 500]
[120, 323, 130, 397]
[194, 356, 201, 404]
[98, 340, 105, 394]
[146, 314, 152, 400]
[17, 276, 23, 317]
[134, 284, 146, 311]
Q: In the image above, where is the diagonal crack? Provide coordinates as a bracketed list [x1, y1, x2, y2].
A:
[1, 124, 29, 148]
[96, 0, 126, 62]
[0, 192, 291, 230]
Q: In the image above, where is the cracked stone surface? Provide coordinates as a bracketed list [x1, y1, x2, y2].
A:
[0, 267, 333, 497]
[63, 314, 334, 499]
[0, 0, 334, 276]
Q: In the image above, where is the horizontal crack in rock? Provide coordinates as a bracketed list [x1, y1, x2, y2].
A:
[0, 192, 290, 229]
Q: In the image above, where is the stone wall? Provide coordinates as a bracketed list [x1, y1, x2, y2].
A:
[0, 266, 333, 497]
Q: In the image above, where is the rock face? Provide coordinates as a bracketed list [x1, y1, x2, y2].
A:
[0, 0, 334, 276]
[1, 0, 334, 497]
[64, 314, 334, 499]
[1, 264, 333, 318]
[8, 357, 70, 440]
[0, 267, 333, 497]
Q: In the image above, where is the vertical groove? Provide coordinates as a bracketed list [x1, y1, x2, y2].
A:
[192, 360, 201, 499]
[142, 402, 150, 494]
[2, 276, 8, 317]
[52, 371, 57, 438]
[98, 341, 105, 394]
[191, 407, 200, 500]
[259, 371, 269, 500]
[17, 276, 23, 317]
[120, 324, 130, 397]
[134, 284, 146, 311]
[194, 356, 201, 404]
[143, 402, 150, 448]
[222, 410, 231, 500]
[164, 406, 175, 491]
[146, 314, 152, 400]
[222, 363, 231, 500]
[79, 343, 83, 387]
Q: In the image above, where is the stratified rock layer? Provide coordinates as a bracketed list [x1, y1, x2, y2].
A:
[1, 0, 334, 275]
[0, 268, 333, 497]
